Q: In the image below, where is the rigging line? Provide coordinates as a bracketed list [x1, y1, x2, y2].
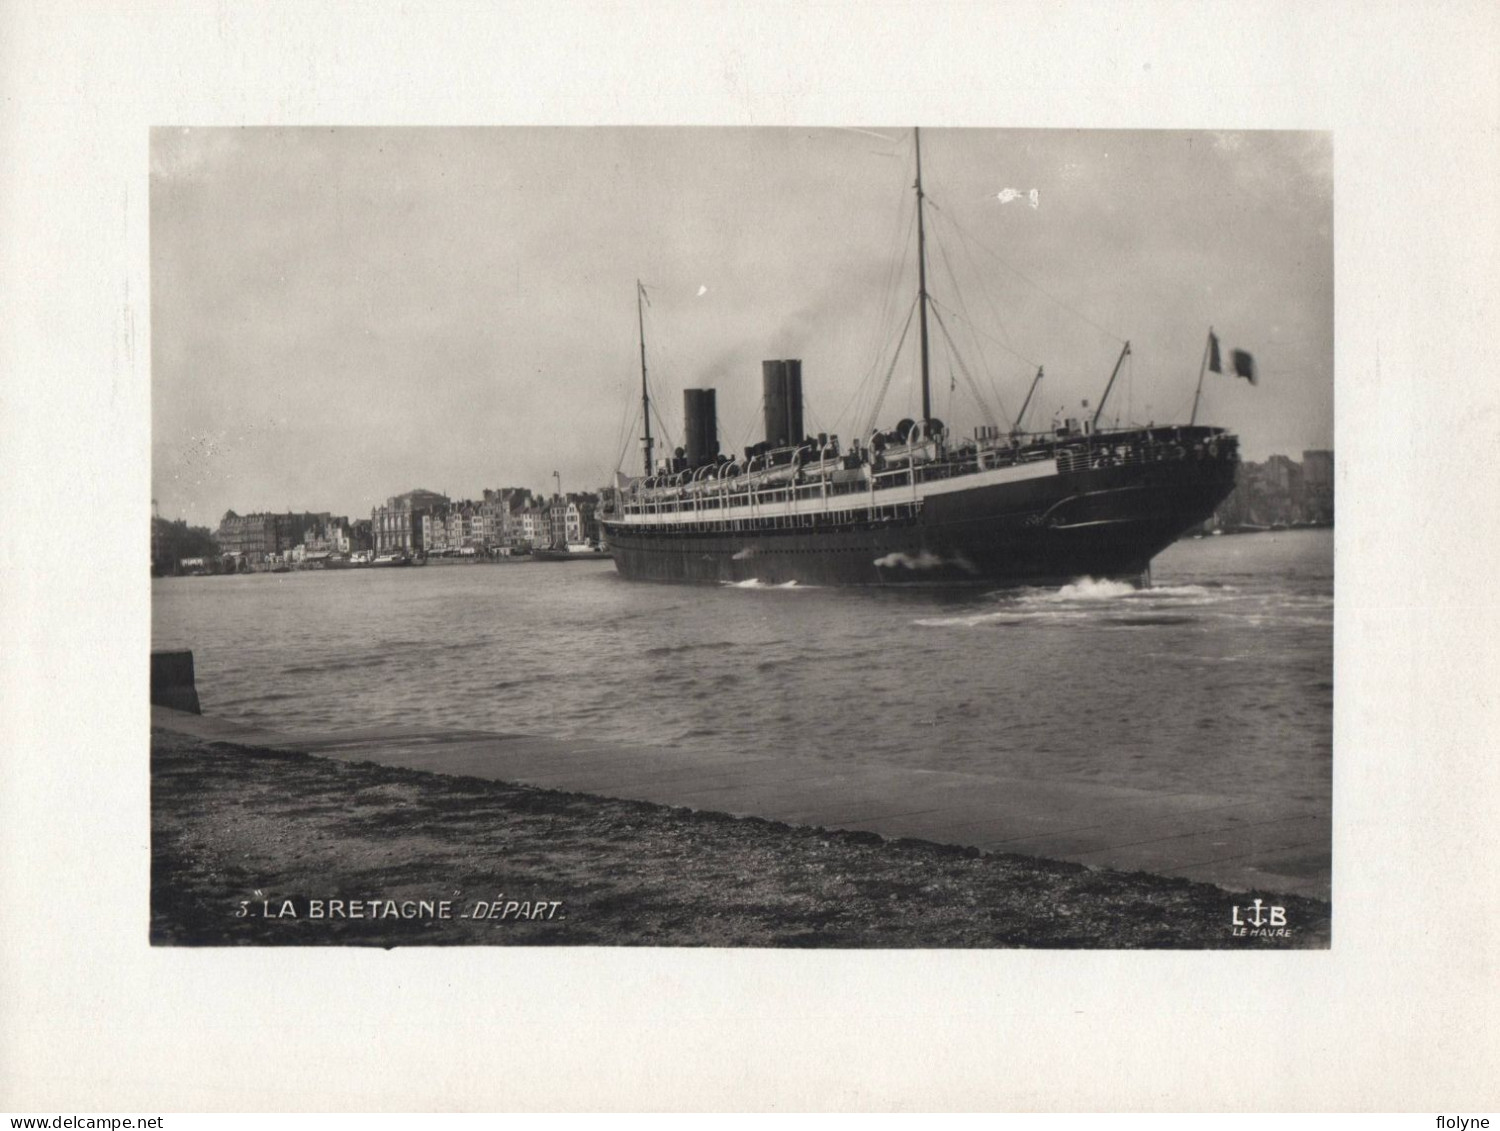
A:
[728, 395, 768, 458]
[854, 292, 919, 435]
[941, 209, 1126, 346]
[929, 304, 1001, 430]
[935, 207, 1027, 418]
[608, 391, 629, 471]
[612, 400, 636, 474]
[1159, 391, 1195, 426]
[648, 395, 677, 455]
[847, 186, 918, 407]
[732, 420, 755, 458]
[803, 396, 826, 439]
[612, 361, 640, 456]
[863, 295, 919, 436]
[931, 311, 975, 427]
[839, 283, 918, 437]
[833, 263, 908, 441]
[927, 295, 1040, 370]
[614, 363, 646, 473]
[941, 355, 955, 427]
[929, 217, 1013, 426]
[934, 206, 1019, 356]
[858, 196, 918, 403]
[613, 420, 636, 478]
[646, 336, 684, 411]
[961, 297, 1014, 429]
[839, 143, 919, 437]
[876, 185, 918, 328]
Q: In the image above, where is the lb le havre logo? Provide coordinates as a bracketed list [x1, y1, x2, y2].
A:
[1230, 898, 1292, 938]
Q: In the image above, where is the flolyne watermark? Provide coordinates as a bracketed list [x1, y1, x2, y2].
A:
[1231, 898, 1292, 937]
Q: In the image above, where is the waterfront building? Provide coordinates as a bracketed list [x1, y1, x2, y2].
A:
[153, 514, 220, 574]
[216, 510, 331, 561]
[484, 488, 536, 550]
[373, 489, 450, 554]
[1263, 455, 1304, 515]
[1211, 451, 1334, 530]
[216, 511, 278, 559]
[411, 500, 491, 554]
[566, 493, 599, 546]
[272, 512, 331, 553]
[298, 515, 350, 556]
[373, 505, 411, 554]
[547, 496, 569, 548]
[516, 508, 549, 550]
[1302, 450, 1334, 525]
[419, 507, 448, 554]
[447, 501, 482, 549]
[474, 501, 502, 548]
[150, 501, 165, 566]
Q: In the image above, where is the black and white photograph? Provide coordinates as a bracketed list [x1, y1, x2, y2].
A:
[148, 125, 1333, 948]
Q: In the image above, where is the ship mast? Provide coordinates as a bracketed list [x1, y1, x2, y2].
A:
[637, 279, 653, 476]
[914, 127, 933, 426]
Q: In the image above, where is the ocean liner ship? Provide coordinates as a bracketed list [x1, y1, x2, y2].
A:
[600, 130, 1241, 587]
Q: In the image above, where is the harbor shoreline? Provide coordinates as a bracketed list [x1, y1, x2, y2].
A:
[150, 728, 1330, 948]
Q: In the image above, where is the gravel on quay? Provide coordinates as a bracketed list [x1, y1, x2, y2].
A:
[151, 728, 1331, 948]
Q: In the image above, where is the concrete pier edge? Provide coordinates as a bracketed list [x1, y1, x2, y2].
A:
[149, 705, 1330, 901]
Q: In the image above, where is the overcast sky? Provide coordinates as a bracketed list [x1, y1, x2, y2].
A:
[151, 127, 1332, 526]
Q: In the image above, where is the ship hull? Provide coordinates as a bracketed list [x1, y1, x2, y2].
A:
[603, 454, 1235, 587]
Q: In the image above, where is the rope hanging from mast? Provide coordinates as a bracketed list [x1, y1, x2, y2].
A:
[926, 296, 1039, 372]
[927, 217, 1016, 426]
[862, 295, 919, 436]
[929, 303, 1001, 432]
[936, 209, 1128, 348]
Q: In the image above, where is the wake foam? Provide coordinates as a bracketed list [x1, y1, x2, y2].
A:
[913, 611, 1029, 628]
[1049, 577, 1138, 602]
[914, 576, 1233, 630]
[1030, 579, 1230, 604]
[873, 550, 945, 570]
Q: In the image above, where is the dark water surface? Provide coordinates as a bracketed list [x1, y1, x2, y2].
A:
[153, 530, 1333, 808]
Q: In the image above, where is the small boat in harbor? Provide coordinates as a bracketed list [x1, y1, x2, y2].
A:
[533, 542, 608, 562]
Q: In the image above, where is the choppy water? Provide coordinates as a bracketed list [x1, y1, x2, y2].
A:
[153, 529, 1333, 807]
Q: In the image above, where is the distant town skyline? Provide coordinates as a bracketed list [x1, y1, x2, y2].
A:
[152, 127, 1333, 527]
